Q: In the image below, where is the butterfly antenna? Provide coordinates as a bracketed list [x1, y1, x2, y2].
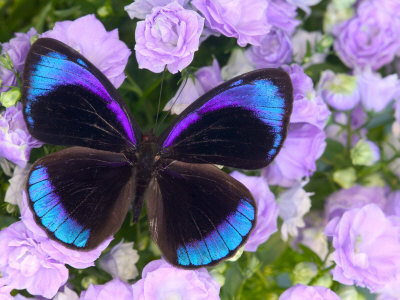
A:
[156, 76, 190, 133]
[154, 67, 167, 130]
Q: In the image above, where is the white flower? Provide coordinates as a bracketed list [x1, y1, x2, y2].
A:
[5, 164, 30, 209]
[300, 227, 328, 259]
[286, 0, 322, 15]
[99, 241, 139, 281]
[53, 286, 79, 300]
[292, 30, 328, 68]
[278, 180, 313, 241]
[221, 49, 254, 81]
[0, 158, 14, 177]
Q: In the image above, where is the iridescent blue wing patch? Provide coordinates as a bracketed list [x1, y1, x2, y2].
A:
[146, 161, 256, 268]
[22, 38, 141, 152]
[26, 147, 134, 249]
[159, 69, 293, 169]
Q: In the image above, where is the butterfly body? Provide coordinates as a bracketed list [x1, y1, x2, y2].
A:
[22, 38, 293, 269]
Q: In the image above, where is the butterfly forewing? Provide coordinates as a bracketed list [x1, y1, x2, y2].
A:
[26, 147, 135, 249]
[146, 161, 256, 268]
[22, 38, 142, 152]
[158, 69, 293, 169]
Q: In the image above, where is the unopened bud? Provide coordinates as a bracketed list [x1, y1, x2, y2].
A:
[0, 87, 21, 107]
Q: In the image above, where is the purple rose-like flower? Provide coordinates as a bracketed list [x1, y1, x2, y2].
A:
[246, 29, 293, 69]
[0, 103, 42, 167]
[279, 284, 340, 300]
[0, 221, 68, 298]
[325, 185, 387, 221]
[318, 70, 360, 111]
[135, 2, 204, 74]
[0, 28, 36, 93]
[263, 123, 326, 188]
[280, 284, 340, 300]
[334, 1, 400, 71]
[325, 204, 400, 292]
[80, 279, 133, 300]
[164, 59, 222, 114]
[20, 192, 112, 269]
[282, 64, 330, 130]
[124, 0, 189, 19]
[41, 14, 130, 88]
[192, 0, 271, 47]
[357, 69, 400, 113]
[385, 191, 400, 217]
[230, 171, 278, 252]
[132, 259, 220, 299]
[267, 0, 299, 35]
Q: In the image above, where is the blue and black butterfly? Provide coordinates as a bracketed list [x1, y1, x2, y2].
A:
[22, 38, 293, 269]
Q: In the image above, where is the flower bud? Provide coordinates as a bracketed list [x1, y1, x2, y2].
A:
[0, 52, 14, 70]
[337, 286, 366, 300]
[291, 262, 318, 285]
[228, 246, 244, 262]
[313, 272, 333, 288]
[0, 87, 21, 107]
[333, 167, 356, 188]
[361, 173, 385, 187]
[81, 276, 98, 289]
[351, 140, 380, 166]
[318, 71, 360, 111]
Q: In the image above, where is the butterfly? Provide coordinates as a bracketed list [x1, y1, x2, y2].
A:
[21, 38, 293, 269]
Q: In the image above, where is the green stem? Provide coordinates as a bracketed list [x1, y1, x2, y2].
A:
[125, 73, 143, 97]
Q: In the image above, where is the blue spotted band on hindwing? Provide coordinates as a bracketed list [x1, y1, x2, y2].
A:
[26, 147, 134, 250]
[146, 161, 257, 268]
[22, 38, 142, 152]
[159, 69, 293, 170]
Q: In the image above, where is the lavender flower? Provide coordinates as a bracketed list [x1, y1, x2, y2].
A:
[0, 28, 36, 93]
[318, 70, 360, 111]
[54, 286, 79, 300]
[99, 241, 139, 281]
[325, 184, 387, 221]
[263, 123, 326, 187]
[80, 279, 133, 300]
[267, 0, 299, 35]
[41, 14, 131, 88]
[132, 259, 220, 299]
[334, 1, 400, 71]
[325, 204, 400, 292]
[20, 193, 112, 269]
[385, 191, 400, 217]
[230, 171, 279, 252]
[164, 59, 222, 114]
[246, 29, 293, 68]
[277, 180, 313, 241]
[124, 0, 188, 19]
[357, 69, 400, 113]
[192, 0, 271, 47]
[0, 221, 69, 298]
[282, 64, 330, 130]
[0, 103, 42, 167]
[279, 284, 341, 300]
[135, 2, 204, 74]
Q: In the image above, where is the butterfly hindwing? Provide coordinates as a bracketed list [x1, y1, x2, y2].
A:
[146, 160, 256, 268]
[159, 69, 293, 169]
[22, 38, 141, 152]
[26, 147, 134, 249]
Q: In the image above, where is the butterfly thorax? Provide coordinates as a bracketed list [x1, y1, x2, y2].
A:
[131, 131, 159, 222]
